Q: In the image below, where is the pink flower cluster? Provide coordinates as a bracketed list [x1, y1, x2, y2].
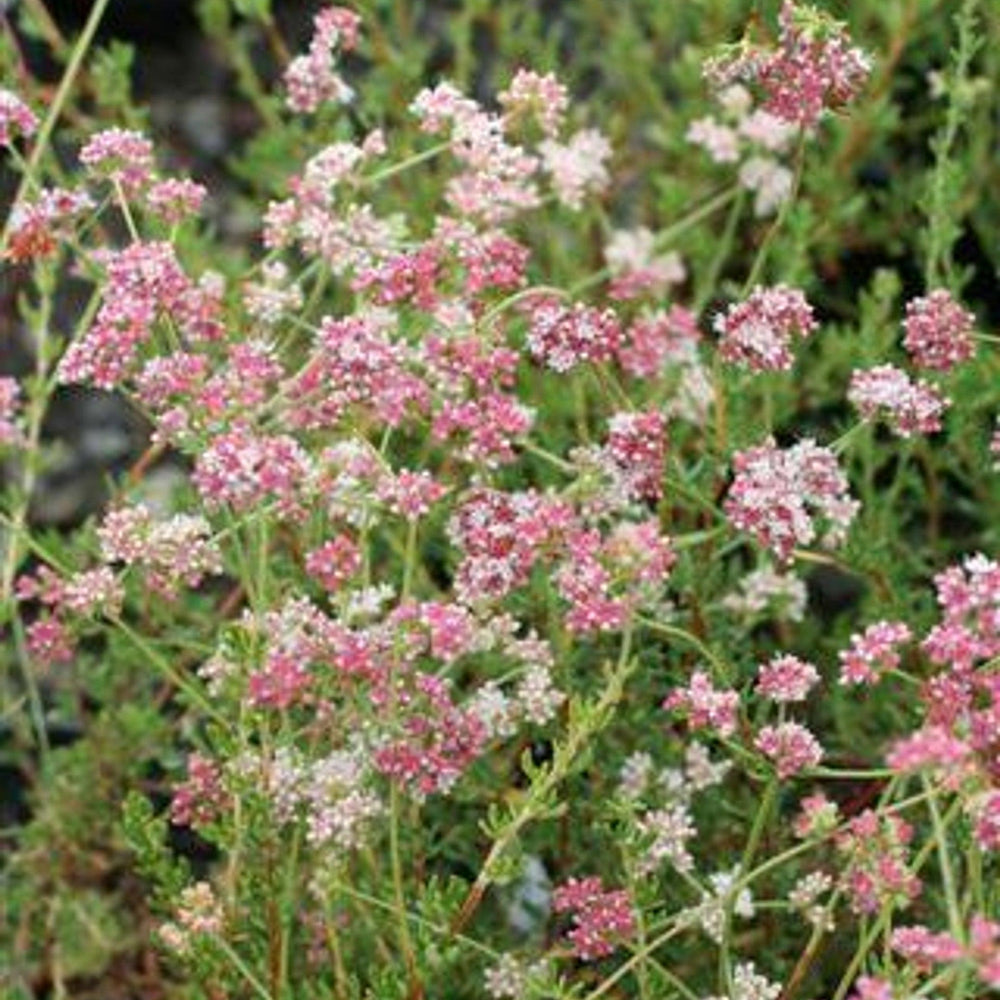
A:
[0, 377, 22, 446]
[525, 299, 622, 373]
[0, 88, 38, 145]
[372, 671, 486, 797]
[354, 243, 442, 311]
[923, 554, 1000, 671]
[98, 504, 223, 598]
[376, 469, 447, 520]
[902, 289, 976, 371]
[707, 2, 870, 129]
[16, 564, 125, 666]
[448, 489, 572, 604]
[890, 925, 963, 970]
[59, 241, 223, 389]
[604, 410, 667, 502]
[891, 917, 1000, 989]
[552, 877, 635, 960]
[605, 228, 686, 301]
[663, 671, 739, 737]
[171, 753, 227, 828]
[262, 136, 392, 272]
[849, 978, 892, 1000]
[538, 129, 613, 210]
[836, 810, 920, 914]
[847, 365, 949, 437]
[411, 81, 540, 224]
[286, 312, 426, 431]
[615, 306, 700, 378]
[146, 178, 208, 223]
[498, 68, 568, 137]
[724, 437, 859, 561]
[715, 285, 816, 372]
[838, 620, 912, 685]
[284, 5, 361, 112]
[193, 427, 312, 520]
[24, 616, 74, 666]
[755, 721, 823, 777]
[306, 537, 361, 592]
[4, 186, 94, 263]
[79, 128, 154, 191]
[793, 791, 839, 838]
[755, 653, 819, 702]
[556, 520, 674, 633]
[975, 791, 1000, 852]
[885, 724, 971, 776]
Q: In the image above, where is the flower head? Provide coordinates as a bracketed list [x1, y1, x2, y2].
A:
[552, 877, 635, 960]
[499, 68, 568, 136]
[838, 620, 911, 685]
[848, 365, 949, 437]
[525, 299, 622, 372]
[79, 128, 154, 190]
[902, 289, 975, 371]
[755, 653, 820, 703]
[284, 6, 361, 112]
[715, 285, 816, 371]
[755, 721, 823, 777]
[0, 89, 38, 145]
[539, 129, 612, 209]
[707, 3, 870, 129]
[724, 437, 859, 561]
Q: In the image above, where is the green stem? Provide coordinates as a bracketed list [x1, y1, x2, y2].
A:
[584, 921, 684, 1000]
[571, 184, 741, 296]
[364, 140, 452, 184]
[110, 616, 229, 728]
[452, 627, 636, 935]
[214, 936, 275, 1000]
[719, 778, 777, 992]
[923, 777, 963, 943]
[741, 133, 807, 294]
[695, 188, 746, 313]
[389, 782, 419, 989]
[635, 616, 731, 683]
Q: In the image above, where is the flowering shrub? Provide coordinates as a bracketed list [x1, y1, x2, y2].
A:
[2, 1, 1000, 999]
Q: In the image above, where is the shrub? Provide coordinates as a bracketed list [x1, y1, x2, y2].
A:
[1, 2, 999, 998]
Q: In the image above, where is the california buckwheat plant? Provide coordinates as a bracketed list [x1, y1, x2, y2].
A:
[2, 1, 999, 998]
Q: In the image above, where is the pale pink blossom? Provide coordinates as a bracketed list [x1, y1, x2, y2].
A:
[686, 116, 740, 163]
[145, 178, 208, 222]
[715, 285, 816, 371]
[724, 437, 859, 561]
[902, 289, 976, 371]
[0, 89, 37, 145]
[755, 653, 819, 703]
[664, 671, 739, 737]
[552, 877, 635, 961]
[284, 5, 361, 112]
[838, 620, 912, 685]
[755, 721, 823, 777]
[848, 365, 949, 437]
[79, 128, 154, 190]
[538, 128, 612, 209]
[498, 68, 568, 136]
